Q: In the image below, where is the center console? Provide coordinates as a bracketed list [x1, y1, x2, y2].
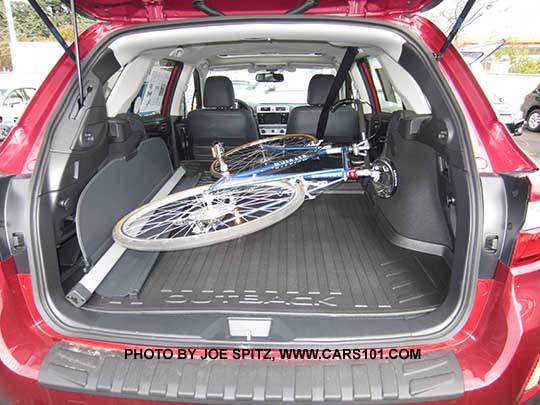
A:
[256, 105, 290, 136]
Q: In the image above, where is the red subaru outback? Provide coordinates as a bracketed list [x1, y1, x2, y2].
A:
[1, 0, 540, 404]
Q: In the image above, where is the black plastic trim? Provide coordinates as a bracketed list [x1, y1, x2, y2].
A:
[39, 342, 464, 403]
[499, 173, 530, 265]
[0, 174, 15, 260]
[4, 175, 32, 272]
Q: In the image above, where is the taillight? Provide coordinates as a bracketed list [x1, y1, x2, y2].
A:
[511, 175, 540, 266]
[524, 93, 532, 103]
[512, 229, 540, 266]
[525, 357, 540, 391]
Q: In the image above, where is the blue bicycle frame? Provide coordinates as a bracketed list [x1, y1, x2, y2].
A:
[210, 143, 371, 195]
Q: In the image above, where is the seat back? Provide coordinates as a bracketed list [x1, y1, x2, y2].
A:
[187, 76, 258, 159]
[287, 74, 360, 144]
[76, 137, 173, 266]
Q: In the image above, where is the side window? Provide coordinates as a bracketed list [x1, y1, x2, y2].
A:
[3, 90, 25, 106]
[22, 88, 36, 100]
[184, 69, 201, 114]
[103, 69, 123, 100]
[367, 58, 403, 113]
[132, 59, 176, 117]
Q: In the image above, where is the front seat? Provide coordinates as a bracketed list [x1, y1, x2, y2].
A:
[287, 74, 360, 144]
[187, 76, 258, 159]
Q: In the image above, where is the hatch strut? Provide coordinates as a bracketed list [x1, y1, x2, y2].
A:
[27, 0, 85, 107]
[27, 0, 75, 61]
[286, 0, 319, 14]
[192, 0, 224, 16]
[69, 0, 85, 107]
[434, 0, 476, 61]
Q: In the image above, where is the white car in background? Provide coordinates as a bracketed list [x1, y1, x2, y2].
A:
[0, 87, 36, 141]
[460, 41, 524, 136]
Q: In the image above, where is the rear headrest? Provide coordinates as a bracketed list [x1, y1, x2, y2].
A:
[107, 113, 147, 161]
[204, 76, 235, 108]
[307, 74, 335, 106]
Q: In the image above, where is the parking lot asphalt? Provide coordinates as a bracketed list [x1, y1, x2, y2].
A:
[515, 129, 540, 163]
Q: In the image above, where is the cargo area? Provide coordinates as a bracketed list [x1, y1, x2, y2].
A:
[87, 190, 450, 316]
[24, 18, 478, 345]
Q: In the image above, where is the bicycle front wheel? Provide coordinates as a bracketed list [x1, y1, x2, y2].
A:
[210, 134, 318, 177]
[113, 180, 305, 251]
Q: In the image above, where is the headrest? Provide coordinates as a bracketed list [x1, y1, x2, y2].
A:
[203, 76, 235, 108]
[307, 74, 335, 106]
[107, 113, 146, 161]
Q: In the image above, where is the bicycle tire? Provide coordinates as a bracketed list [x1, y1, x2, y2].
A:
[113, 180, 305, 251]
[210, 134, 318, 177]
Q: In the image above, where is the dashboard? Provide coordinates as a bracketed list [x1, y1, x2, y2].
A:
[255, 104, 294, 136]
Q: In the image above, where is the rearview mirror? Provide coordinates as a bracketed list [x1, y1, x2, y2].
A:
[255, 72, 284, 83]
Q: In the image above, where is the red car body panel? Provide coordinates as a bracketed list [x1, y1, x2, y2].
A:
[66, 0, 440, 23]
[0, 9, 539, 405]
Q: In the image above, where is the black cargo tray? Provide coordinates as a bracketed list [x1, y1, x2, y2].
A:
[87, 194, 450, 316]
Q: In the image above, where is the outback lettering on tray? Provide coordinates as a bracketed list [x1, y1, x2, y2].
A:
[162, 290, 339, 307]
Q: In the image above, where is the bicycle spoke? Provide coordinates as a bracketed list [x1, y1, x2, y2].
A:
[213, 135, 317, 175]
[120, 182, 299, 242]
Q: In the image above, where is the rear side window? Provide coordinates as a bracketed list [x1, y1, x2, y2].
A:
[184, 69, 201, 114]
[367, 58, 403, 113]
[132, 59, 176, 117]
[103, 69, 123, 100]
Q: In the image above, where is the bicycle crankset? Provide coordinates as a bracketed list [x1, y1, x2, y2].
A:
[370, 157, 398, 199]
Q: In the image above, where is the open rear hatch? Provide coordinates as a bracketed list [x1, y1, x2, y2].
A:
[66, 0, 444, 21]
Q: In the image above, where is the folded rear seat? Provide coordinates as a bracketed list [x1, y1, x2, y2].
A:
[76, 113, 174, 297]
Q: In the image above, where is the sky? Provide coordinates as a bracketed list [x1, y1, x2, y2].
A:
[425, 0, 540, 38]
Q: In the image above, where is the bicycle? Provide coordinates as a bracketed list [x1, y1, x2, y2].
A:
[113, 133, 398, 251]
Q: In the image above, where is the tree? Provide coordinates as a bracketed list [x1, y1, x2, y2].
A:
[0, 0, 92, 70]
[425, 0, 509, 45]
[0, 0, 13, 70]
[491, 45, 540, 75]
[12, 0, 93, 42]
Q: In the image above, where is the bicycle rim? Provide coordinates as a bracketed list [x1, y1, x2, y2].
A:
[210, 134, 317, 177]
[113, 180, 305, 251]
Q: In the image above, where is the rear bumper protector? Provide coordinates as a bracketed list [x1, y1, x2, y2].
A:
[39, 343, 464, 403]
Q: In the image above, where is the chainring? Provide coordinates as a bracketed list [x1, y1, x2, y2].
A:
[371, 157, 398, 199]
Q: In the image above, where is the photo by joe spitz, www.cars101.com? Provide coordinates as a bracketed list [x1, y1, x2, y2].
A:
[1, 0, 540, 404]
[522, 83, 540, 132]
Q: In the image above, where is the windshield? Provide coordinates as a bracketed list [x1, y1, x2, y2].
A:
[208, 68, 336, 104]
